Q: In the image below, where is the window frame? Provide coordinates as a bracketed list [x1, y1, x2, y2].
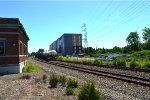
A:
[0, 40, 5, 55]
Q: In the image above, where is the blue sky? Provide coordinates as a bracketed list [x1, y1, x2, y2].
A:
[0, 0, 150, 53]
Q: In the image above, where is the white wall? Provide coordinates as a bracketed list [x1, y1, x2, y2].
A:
[0, 61, 25, 74]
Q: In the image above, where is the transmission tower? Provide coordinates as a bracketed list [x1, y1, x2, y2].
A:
[82, 24, 88, 48]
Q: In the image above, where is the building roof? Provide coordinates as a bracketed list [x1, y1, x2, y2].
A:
[0, 18, 29, 40]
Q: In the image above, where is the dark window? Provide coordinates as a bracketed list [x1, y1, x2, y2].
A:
[0, 40, 5, 55]
[20, 42, 23, 55]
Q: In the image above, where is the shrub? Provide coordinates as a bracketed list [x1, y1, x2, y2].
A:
[58, 75, 67, 86]
[112, 60, 117, 66]
[49, 74, 58, 88]
[20, 74, 31, 79]
[57, 56, 64, 61]
[93, 59, 100, 65]
[78, 81, 101, 100]
[143, 62, 150, 69]
[130, 60, 138, 68]
[116, 58, 126, 67]
[67, 79, 78, 88]
[65, 87, 74, 95]
[43, 74, 47, 83]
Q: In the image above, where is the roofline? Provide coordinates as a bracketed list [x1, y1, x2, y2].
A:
[0, 23, 29, 41]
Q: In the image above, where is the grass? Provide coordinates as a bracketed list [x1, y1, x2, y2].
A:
[56, 54, 150, 69]
[22, 61, 42, 73]
[49, 74, 59, 88]
[65, 87, 74, 95]
[78, 81, 101, 100]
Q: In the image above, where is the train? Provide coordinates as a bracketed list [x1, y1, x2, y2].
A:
[35, 50, 58, 60]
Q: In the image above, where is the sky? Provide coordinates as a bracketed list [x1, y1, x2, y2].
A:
[0, 0, 150, 53]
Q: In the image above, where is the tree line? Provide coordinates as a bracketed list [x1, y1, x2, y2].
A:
[84, 27, 150, 54]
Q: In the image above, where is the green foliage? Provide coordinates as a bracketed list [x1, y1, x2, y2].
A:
[130, 60, 138, 68]
[132, 50, 150, 57]
[78, 81, 101, 100]
[93, 59, 100, 65]
[57, 56, 64, 61]
[65, 87, 74, 95]
[22, 62, 41, 73]
[143, 62, 150, 68]
[67, 79, 78, 88]
[58, 75, 67, 86]
[142, 27, 150, 49]
[38, 49, 44, 53]
[116, 58, 126, 67]
[49, 74, 58, 88]
[126, 32, 140, 51]
[112, 60, 117, 66]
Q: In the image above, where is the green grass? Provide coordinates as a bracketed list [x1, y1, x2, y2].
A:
[78, 81, 101, 100]
[22, 61, 42, 73]
[56, 51, 150, 69]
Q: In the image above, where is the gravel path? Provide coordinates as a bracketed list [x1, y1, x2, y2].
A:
[31, 58, 150, 100]
[0, 68, 77, 100]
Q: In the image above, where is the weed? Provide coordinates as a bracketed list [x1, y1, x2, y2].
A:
[49, 74, 58, 88]
[67, 79, 78, 88]
[143, 62, 150, 69]
[43, 74, 47, 83]
[58, 75, 67, 86]
[78, 81, 101, 100]
[65, 87, 74, 95]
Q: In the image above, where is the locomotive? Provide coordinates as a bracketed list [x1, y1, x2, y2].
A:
[35, 50, 58, 60]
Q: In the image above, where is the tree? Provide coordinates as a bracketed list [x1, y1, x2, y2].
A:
[112, 46, 122, 53]
[142, 27, 150, 49]
[126, 32, 140, 51]
[38, 49, 44, 53]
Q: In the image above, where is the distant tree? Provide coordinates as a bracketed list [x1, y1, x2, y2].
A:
[112, 46, 122, 53]
[38, 49, 44, 53]
[122, 46, 130, 53]
[126, 32, 140, 51]
[101, 47, 106, 54]
[83, 47, 95, 54]
[142, 27, 150, 49]
[30, 52, 36, 56]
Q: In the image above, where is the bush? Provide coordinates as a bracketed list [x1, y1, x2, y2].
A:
[57, 56, 64, 61]
[116, 58, 126, 67]
[49, 74, 58, 88]
[130, 60, 138, 68]
[112, 60, 117, 66]
[93, 59, 101, 65]
[143, 62, 150, 69]
[43, 74, 47, 83]
[78, 81, 101, 100]
[65, 87, 74, 95]
[67, 79, 78, 88]
[58, 75, 67, 86]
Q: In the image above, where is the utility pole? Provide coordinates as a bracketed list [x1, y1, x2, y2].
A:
[81, 24, 88, 54]
[82, 24, 88, 48]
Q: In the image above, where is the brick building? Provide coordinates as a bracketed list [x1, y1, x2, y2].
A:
[0, 18, 29, 74]
[49, 33, 82, 56]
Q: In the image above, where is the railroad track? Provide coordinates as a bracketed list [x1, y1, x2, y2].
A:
[34, 58, 150, 87]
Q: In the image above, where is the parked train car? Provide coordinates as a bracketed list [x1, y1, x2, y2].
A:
[35, 50, 57, 60]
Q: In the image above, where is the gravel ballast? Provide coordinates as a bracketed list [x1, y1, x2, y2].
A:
[31, 58, 150, 100]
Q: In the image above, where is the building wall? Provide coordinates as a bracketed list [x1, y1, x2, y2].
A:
[49, 33, 82, 56]
[0, 33, 19, 65]
[0, 18, 29, 74]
